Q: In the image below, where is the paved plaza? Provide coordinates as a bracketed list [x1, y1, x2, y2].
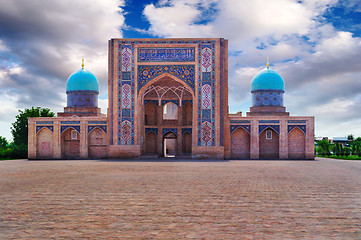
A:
[0, 158, 360, 239]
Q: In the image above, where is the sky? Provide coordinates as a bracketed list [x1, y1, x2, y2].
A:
[0, 0, 361, 141]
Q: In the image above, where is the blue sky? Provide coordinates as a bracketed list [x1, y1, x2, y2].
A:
[0, 0, 361, 140]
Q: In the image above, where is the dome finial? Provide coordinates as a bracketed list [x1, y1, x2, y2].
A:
[266, 57, 269, 68]
[81, 59, 84, 69]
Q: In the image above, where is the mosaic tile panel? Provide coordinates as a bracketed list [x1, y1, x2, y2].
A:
[259, 125, 280, 135]
[252, 91, 283, 107]
[60, 121, 80, 124]
[36, 121, 54, 125]
[198, 42, 216, 146]
[259, 120, 280, 124]
[288, 120, 307, 124]
[288, 125, 306, 134]
[163, 128, 178, 136]
[144, 99, 158, 105]
[145, 128, 158, 135]
[230, 125, 251, 134]
[182, 128, 192, 135]
[61, 126, 80, 134]
[88, 125, 107, 134]
[36, 126, 53, 133]
[88, 121, 107, 125]
[161, 100, 179, 105]
[138, 47, 195, 62]
[118, 42, 135, 145]
[121, 46, 132, 72]
[230, 120, 251, 124]
[138, 65, 195, 92]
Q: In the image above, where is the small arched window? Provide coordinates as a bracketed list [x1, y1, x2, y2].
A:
[266, 130, 272, 140]
[163, 102, 178, 120]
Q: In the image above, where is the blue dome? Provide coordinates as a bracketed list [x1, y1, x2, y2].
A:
[251, 67, 285, 91]
[66, 68, 99, 92]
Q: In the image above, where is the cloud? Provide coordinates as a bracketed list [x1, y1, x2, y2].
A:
[0, 0, 125, 138]
[141, 0, 361, 137]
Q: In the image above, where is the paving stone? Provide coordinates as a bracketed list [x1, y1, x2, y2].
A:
[0, 158, 360, 239]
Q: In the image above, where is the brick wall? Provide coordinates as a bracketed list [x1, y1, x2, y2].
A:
[259, 128, 279, 159]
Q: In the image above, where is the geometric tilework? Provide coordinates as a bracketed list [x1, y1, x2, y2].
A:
[201, 121, 212, 146]
[259, 125, 280, 135]
[287, 120, 306, 124]
[119, 42, 135, 145]
[137, 65, 195, 92]
[162, 128, 178, 136]
[182, 128, 192, 135]
[230, 125, 251, 135]
[36, 126, 53, 133]
[145, 128, 158, 135]
[202, 84, 212, 109]
[138, 47, 195, 62]
[259, 120, 280, 124]
[87, 125, 107, 134]
[36, 121, 54, 125]
[252, 90, 283, 107]
[60, 126, 80, 134]
[288, 125, 306, 134]
[198, 42, 215, 146]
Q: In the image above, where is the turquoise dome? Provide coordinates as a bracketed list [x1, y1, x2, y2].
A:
[251, 67, 285, 91]
[66, 68, 99, 92]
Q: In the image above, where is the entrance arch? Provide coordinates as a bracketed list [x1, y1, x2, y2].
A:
[163, 132, 177, 157]
[231, 127, 250, 159]
[61, 128, 80, 159]
[259, 127, 279, 159]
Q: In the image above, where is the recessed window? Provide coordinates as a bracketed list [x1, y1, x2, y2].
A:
[71, 130, 78, 140]
[266, 130, 272, 140]
[163, 102, 178, 120]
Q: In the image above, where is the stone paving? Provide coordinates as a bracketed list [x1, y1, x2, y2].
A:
[0, 158, 360, 239]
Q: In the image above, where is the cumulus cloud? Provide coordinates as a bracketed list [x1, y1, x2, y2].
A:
[141, 0, 361, 137]
[0, 0, 125, 139]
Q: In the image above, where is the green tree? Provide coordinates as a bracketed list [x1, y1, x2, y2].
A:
[0, 136, 8, 148]
[347, 134, 354, 141]
[11, 107, 55, 158]
[317, 139, 331, 156]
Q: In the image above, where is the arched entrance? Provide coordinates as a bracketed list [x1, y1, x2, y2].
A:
[231, 127, 250, 159]
[140, 74, 194, 157]
[88, 127, 108, 159]
[36, 128, 53, 159]
[259, 127, 279, 159]
[163, 132, 177, 157]
[61, 128, 80, 159]
[288, 127, 306, 159]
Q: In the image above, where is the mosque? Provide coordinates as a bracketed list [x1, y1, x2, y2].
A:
[28, 38, 314, 160]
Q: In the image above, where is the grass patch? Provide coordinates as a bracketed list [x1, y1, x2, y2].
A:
[319, 155, 361, 160]
[0, 158, 16, 161]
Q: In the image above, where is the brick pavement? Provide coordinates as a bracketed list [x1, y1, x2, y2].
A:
[0, 158, 360, 239]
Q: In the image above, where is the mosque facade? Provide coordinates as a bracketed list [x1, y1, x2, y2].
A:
[28, 38, 314, 160]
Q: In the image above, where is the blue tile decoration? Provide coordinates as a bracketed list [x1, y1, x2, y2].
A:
[182, 100, 193, 105]
[36, 126, 53, 133]
[161, 100, 178, 106]
[259, 125, 280, 135]
[60, 121, 80, 124]
[259, 120, 280, 124]
[138, 47, 195, 62]
[61, 126, 80, 134]
[199, 42, 216, 146]
[118, 43, 135, 145]
[144, 99, 158, 105]
[182, 128, 192, 135]
[145, 128, 158, 135]
[122, 72, 131, 80]
[252, 90, 283, 107]
[138, 65, 195, 92]
[163, 128, 178, 136]
[288, 125, 306, 134]
[230, 120, 251, 124]
[88, 125, 107, 134]
[67, 91, 98, 108]
[202, 109, 211, 118]
[88, 121, 107, 124]
[288, 120, 306, 124]
[122, 108, 131, 117]
[36, 121, 54, 125]
[230, 125, 251, 134]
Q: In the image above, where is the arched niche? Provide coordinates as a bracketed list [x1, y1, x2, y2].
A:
[145, 132, 157, 154]
[259, 127, 279, 159]
[163, 132, 177, 157]
[36, 127, 53, 159]
[88, 127, 108, 159]
[230, 127, 250, 159]
[144, 101, 157, 125]
[182, 102, 193, 126]
[288, 127, 306, 159]
[61, 127, 80, 159]
[182, 131, 192, 154]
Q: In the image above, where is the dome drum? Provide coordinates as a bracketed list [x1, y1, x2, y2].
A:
[252, 90, 284, 107]
[67, 90, 98, 108]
